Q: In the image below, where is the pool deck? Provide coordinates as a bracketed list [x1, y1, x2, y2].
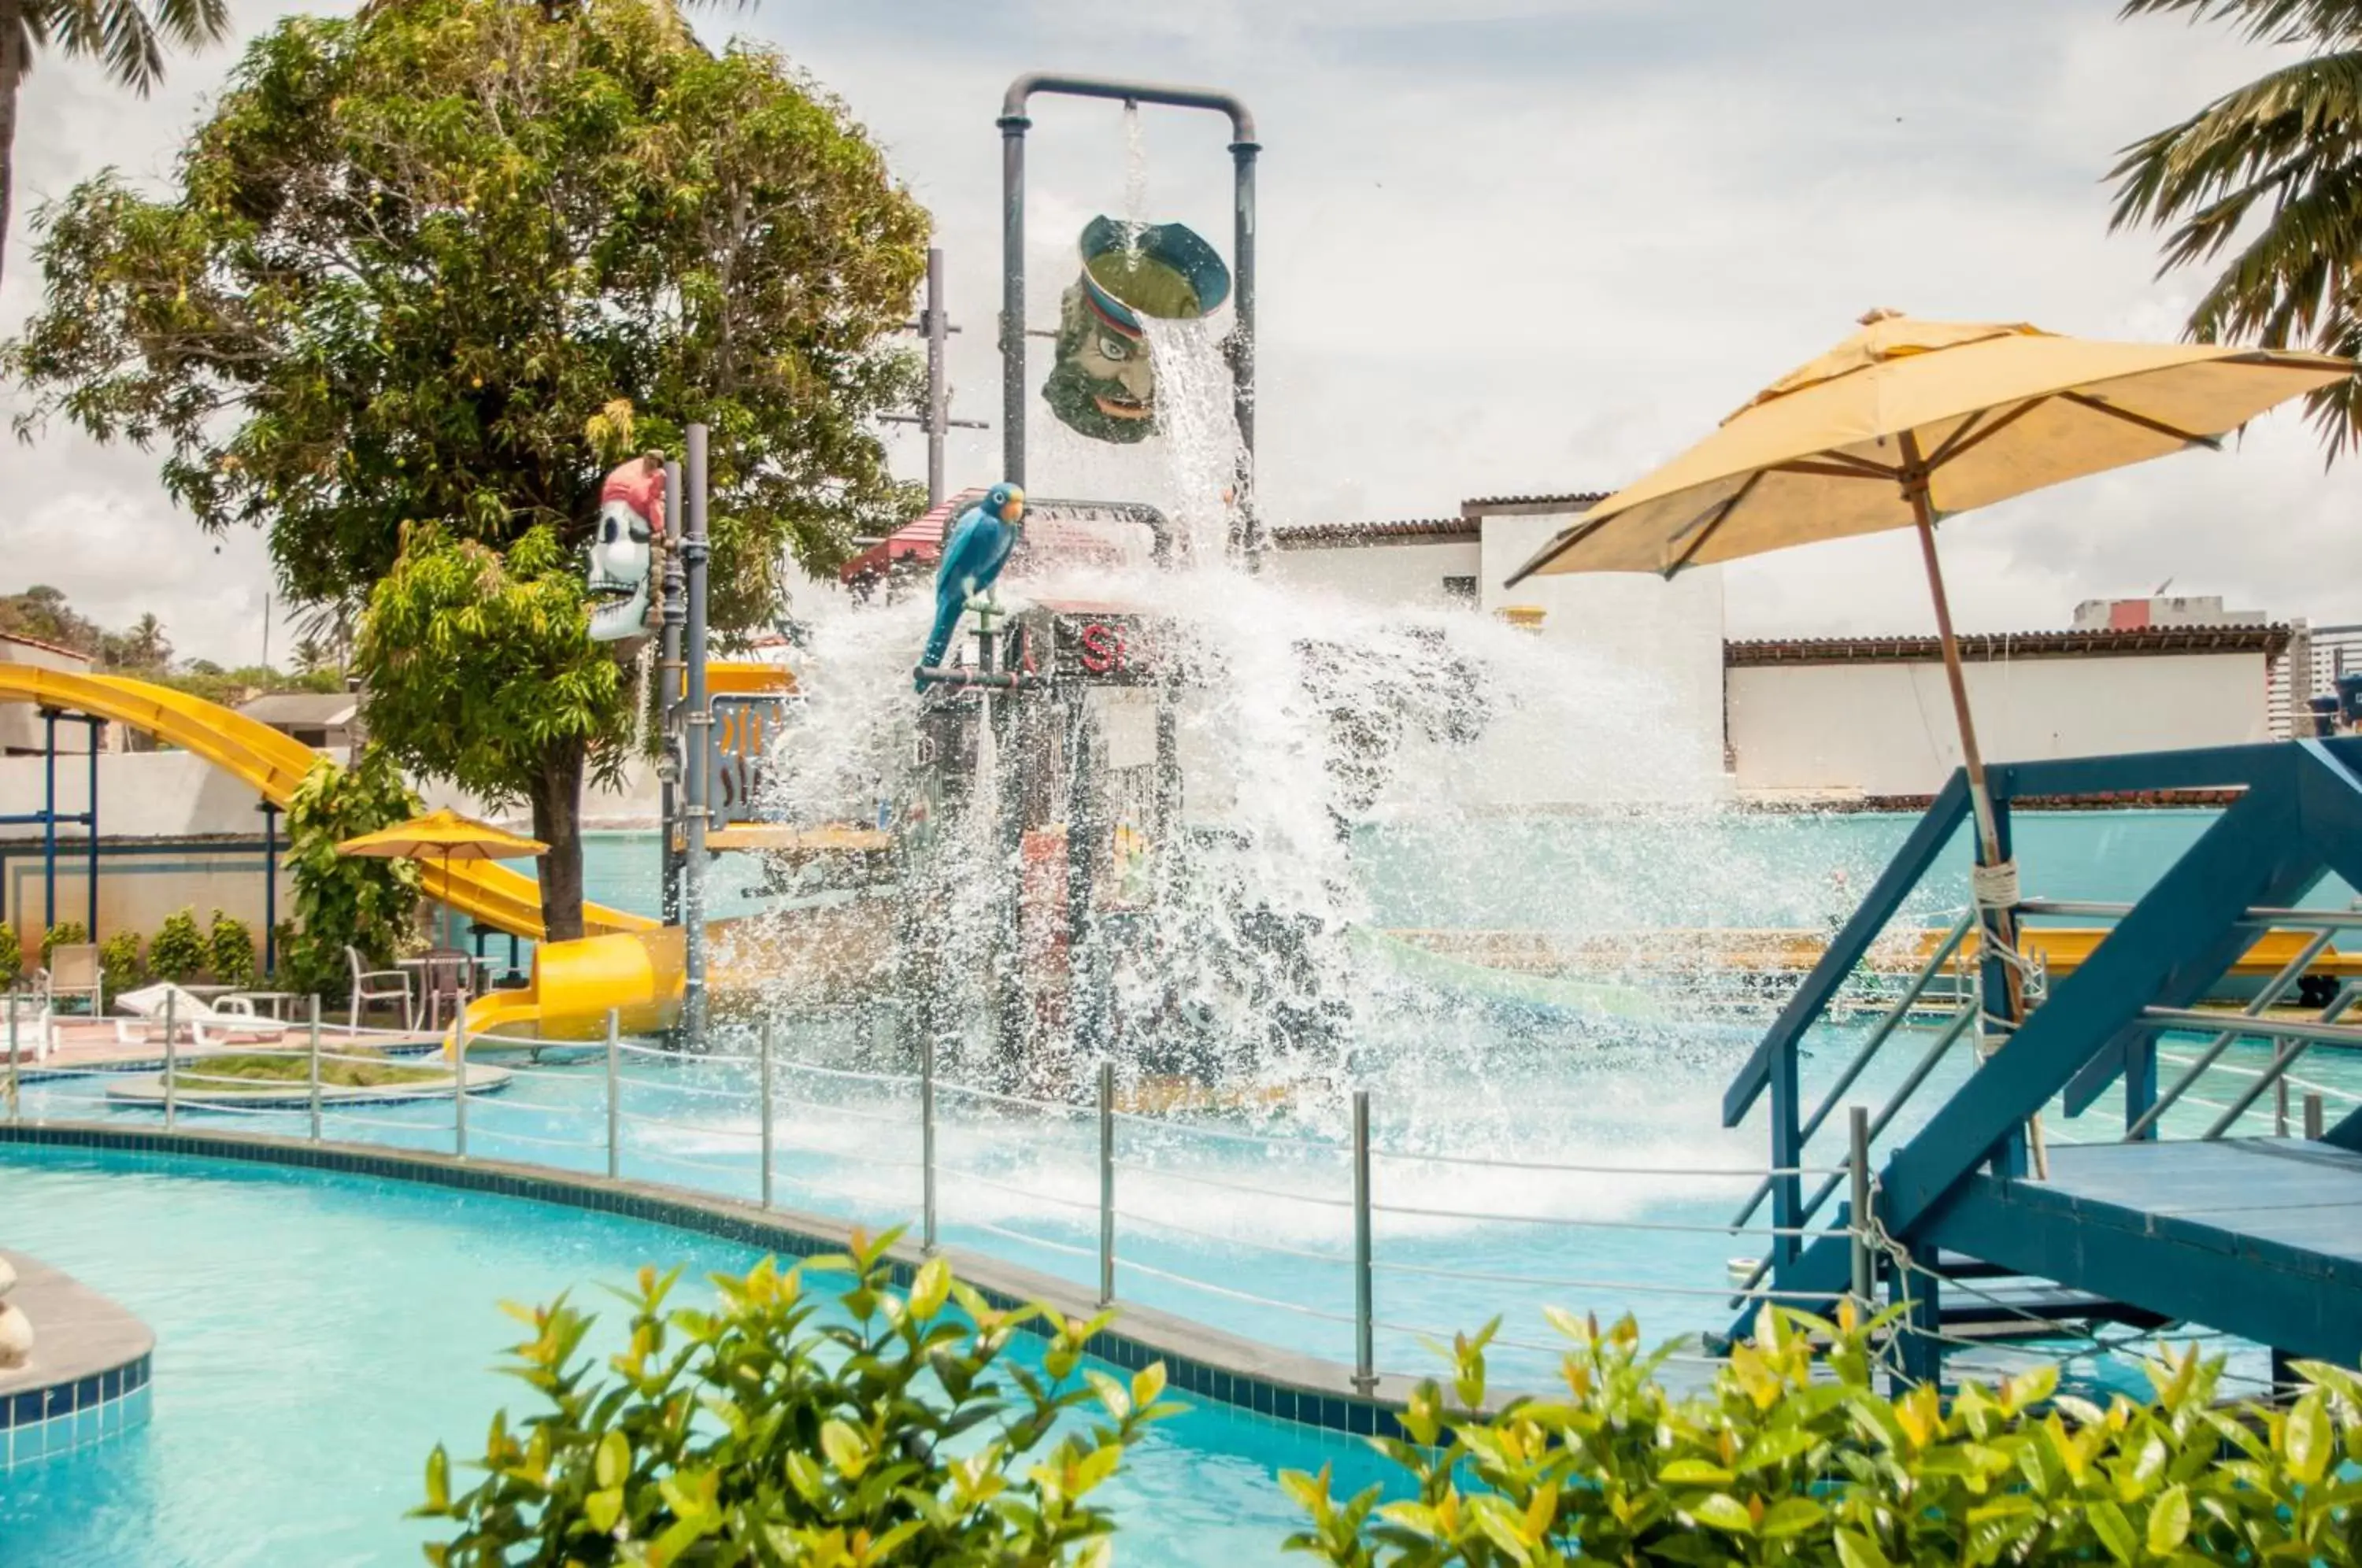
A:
[0, 1248, 155, 1464]
[6, 1017, 449, 1076]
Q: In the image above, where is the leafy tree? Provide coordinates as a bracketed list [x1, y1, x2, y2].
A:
[418, 1232, 1172, 1566]
[205, 908, 254, 988]
[0, 0, 230, 286]
[0, 921, 20, 989]
[98, 928, 142, 995]
[5, 0, 928, 614]
[354, 525, 619, 941]
[0, 584, 98, 653]
[282, 747, 420, 997]
[2110, 0, 2362, 453]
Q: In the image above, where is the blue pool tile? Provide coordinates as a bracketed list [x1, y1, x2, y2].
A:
[1347, 1401, 1375, 1437]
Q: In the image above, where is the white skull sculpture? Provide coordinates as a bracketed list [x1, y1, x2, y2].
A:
[587, 456, 665, 643]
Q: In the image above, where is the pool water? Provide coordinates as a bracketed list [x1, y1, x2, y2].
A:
[0, 1145, 1386, 1566]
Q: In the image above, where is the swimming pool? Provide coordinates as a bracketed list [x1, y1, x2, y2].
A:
[0, 1143, 1388, 1566]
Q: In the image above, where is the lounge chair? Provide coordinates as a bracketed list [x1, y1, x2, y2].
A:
[113, 983, 280, 1049]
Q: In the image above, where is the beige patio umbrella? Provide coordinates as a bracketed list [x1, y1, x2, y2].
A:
[1509, 309, 2350, 891]
[338, 808, 549, 949]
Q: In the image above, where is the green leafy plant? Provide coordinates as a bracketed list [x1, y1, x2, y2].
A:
[149, 908, 209, 983]
[282, 749, 420, 999]
[1284, 1305, 2362, 1567]
[205, 909, 257, 989]
[0, 923, 20, 990]
[98, 930, 144, 997]
[417, 1230, 1175, 1566]
[39, 919, 87, 965]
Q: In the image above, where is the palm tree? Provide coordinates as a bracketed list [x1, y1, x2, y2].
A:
[2110, 0, 2362, 454]
[0, 0, 230, 285]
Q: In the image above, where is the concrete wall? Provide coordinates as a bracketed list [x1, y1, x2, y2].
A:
[1725, 651, 2273, 799]
[1261, 538, 1483, 608]
[1474, 508, 1729, 784]
[3, 845, 288, 962]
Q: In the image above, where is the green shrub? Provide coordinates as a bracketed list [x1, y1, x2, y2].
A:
[39, 919, 87, 964]
[0, 923, 20, 990]
[206, 909, 257, 989]
[98, 930, 143, 997]
[1283, 1305, 2362, 1567]
[150, 908, 209, 982]
[417, 1230, 1172, 1566]
[283, 748, 420, 998]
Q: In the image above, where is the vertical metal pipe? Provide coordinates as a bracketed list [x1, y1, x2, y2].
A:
[453, 1007, 469, 1160]
[261, 803, 279, 976]
[1848, 1105, 1874, 1317]
[925, 246, 950, 508]
[6, 995, 20, 1125]
[605, 1008, 621, 1179]
[683, 424, 713, 1049]
[1228, 139, 1260, 563]
[660, 459, 686, 928]
[307, 995, 322, 1142]
[1351, 1089, 1375, 1392]
[84, 719, 98, 941]
[42, 710, 56, 931]
[2305, 1092, 2327, 1141]
[998, 110, 1029, 485]
[920, 1031, 939, 1252]
[1098, 1060, 1116, 1306]
[162, 991, 177, 1132]
[2275, 1044, 2291, 1137]
[760, 1014, 776, 1210]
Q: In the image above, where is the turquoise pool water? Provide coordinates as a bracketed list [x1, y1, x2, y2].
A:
[0, 1145, 1385, 1566]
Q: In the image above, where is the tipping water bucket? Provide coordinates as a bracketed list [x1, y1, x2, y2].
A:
[1043, 216, 1234, 444]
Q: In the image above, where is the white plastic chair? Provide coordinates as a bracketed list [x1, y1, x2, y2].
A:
[42, 945, 103, 1018]
[347, 946, 415, 1030]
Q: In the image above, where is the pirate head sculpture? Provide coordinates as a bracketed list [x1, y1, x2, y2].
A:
[1042, 216, 1233, 443]
[587, 454, 666, 642]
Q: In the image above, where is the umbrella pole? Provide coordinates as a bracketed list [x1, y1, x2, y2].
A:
[1905, 464, 2044, 1177]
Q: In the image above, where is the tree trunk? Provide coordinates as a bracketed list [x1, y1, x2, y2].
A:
[528, 741, 587, 944]
[0, 0, 24, 290]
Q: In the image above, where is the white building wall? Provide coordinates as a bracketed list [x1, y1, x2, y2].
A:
[1475, 509, 1727, 786]
[1261, 539, 1482, 607]
[1726, 653, 2272, 799]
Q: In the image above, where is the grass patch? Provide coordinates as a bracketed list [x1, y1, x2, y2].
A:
[168, 1051, 446, 1093]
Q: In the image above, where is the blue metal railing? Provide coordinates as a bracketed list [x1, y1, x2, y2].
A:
[1724, 738, 2362, 1374]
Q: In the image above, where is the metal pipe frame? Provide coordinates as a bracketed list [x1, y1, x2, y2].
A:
[2123, 929, 2337, 1140]
[2021, 898, 2362, 930]
[998, 73, 1260, 556]
[683, 425, 713, 1050]
[1351, 1089, 1375, 1392]
[1098, 1060, 1116, 1307]
[660, 459, 687, 928]
[925, 246, 950, 508]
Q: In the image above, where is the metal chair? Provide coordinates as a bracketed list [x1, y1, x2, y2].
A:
[417, 947, 475, 1031]
[346, 946, 414, 1030]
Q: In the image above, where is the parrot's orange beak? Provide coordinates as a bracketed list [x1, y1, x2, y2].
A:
[1000, 487, 1027, 524]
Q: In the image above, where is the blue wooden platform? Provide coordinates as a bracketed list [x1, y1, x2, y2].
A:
[1925, 1139, 2362, 1366]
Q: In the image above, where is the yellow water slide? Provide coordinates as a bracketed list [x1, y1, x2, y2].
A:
[0, 663, 798, 1042]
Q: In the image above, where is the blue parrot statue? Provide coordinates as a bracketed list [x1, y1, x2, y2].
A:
[915, 483, 1027, 688]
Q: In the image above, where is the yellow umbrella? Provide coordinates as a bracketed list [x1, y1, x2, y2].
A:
[338, 808, 548, 949]
[1508, 309, 2352, 873]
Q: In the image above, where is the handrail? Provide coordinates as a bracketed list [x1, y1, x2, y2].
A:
[1723, 771, 1971, 1127]
[2022, 898, 2362, 930]
[2195, 985, 2362, 1138]
[2122, 934, 2337, 1139]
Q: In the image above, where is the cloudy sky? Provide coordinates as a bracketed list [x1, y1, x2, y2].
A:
[5, 0, 2353, 663]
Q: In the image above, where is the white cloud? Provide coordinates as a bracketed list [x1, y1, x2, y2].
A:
[5, 0, 2359, 660]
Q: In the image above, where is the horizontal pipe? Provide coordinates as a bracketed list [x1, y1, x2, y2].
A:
[1001, 73, 1257, 144]
[2141, 1006, 2362, 1051]
[2020, 899, 2362, 930]
[913, 667, 1045, 691]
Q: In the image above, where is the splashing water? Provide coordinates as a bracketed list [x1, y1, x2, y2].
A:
[1121, 102, 1150, 228]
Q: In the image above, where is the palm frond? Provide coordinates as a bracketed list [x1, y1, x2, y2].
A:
[24, 0, 227, 91]
[2120, 0, 2362, 46]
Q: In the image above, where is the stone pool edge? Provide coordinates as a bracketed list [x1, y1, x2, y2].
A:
[0, 1248, 156, 1468]
[0, 1120, 1426, 1440]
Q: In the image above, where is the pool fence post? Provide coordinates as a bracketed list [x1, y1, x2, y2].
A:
[759, 1014, 776, 1210]
[1098, 1060, 1115, 1307]
[2305, 1092, 2326, 1141]
[605, 1009, 621, 1180]
[6, 994, 19, 1124]
[1351, 1089, 1375, 1394]
[307, 996, 323, 1142]
[454, 1008, 469, 1161]
[1848, 1105, 1874, 1318]
[682, 421, 712, 1052]
[920, 1032, 939, 1252]
[162, 991, 178, 1131]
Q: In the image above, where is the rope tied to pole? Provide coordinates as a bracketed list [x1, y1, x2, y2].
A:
[1970, 858, 2020, 912]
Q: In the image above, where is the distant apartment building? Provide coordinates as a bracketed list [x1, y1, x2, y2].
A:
[2071, 594, 2267, 632]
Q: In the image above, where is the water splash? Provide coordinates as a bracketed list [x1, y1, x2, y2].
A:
[1122, 102, 1150, 228]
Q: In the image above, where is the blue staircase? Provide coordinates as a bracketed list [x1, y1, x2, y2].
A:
[1725, 739, 2362, 1381]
